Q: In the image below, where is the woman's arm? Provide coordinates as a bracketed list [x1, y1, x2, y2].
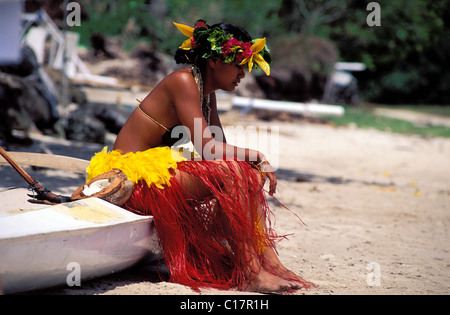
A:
[169, 71, 277, 194]
[169, 72, 261, 162]
[208, 92, 227, 144]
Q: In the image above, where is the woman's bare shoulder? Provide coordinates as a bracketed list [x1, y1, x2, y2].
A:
[163, 68, 199, 101]
[164, 68, 194, 85]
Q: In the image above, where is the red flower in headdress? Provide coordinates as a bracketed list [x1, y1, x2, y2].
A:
[194, 21, 208, 29]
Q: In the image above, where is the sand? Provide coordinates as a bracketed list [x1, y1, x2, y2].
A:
[1, 109, 449, 295]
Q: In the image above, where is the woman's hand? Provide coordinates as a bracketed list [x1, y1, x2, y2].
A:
[265, 169, 277, 196]
[259, 161, 277, 196]
[255, 153, 277, 196]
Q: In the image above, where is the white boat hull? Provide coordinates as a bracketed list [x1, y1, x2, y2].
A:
[0, 195, 159, 294]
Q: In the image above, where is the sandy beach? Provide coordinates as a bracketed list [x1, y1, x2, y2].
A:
[1, 106, 449, 295]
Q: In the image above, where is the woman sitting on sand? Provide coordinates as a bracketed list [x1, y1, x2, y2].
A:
[86, 20, 314, 293]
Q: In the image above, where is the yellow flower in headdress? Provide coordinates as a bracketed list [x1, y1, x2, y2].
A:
[239, 38, 270, 76]
[173, 22, 195, 50]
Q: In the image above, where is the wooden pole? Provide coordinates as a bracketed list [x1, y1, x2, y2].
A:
[0, 146, 72, 203]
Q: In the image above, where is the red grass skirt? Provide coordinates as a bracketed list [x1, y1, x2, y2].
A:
[123, 159, 280, 291]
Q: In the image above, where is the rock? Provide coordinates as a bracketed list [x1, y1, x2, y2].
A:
[64, 104, 105, 144]
[90, 32, 116, 59]
[63, 102, 130, 144]
[91, 103, 129, 134]
[0, 46, 61, 144]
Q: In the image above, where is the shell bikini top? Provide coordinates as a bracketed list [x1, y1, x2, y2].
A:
[137, 66, 211, 147]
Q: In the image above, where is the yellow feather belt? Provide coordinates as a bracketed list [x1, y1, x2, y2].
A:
[86, 147, 186, 189]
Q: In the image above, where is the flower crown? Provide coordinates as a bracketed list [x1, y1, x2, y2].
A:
[174, 20, 271, 75]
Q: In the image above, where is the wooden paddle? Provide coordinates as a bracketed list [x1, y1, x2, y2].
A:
[0, 146, 89, 203]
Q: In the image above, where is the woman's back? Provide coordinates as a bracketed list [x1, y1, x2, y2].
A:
[113, 69, 198, 153]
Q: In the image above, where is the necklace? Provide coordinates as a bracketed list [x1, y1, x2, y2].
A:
[192, 66, 211, 125]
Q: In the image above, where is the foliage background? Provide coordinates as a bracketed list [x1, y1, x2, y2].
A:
[75, 0, 448, 105]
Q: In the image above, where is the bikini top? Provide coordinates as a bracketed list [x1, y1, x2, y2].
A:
[137, 103, 189, 147]
[137, 66, 211, 147]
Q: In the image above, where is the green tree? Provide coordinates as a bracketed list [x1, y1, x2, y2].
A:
[327, 0, 449, 104]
